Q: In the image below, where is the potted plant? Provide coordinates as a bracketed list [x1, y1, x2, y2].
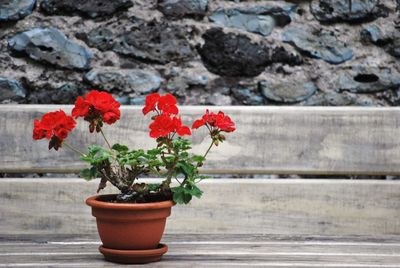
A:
[32, 90, 236, 264]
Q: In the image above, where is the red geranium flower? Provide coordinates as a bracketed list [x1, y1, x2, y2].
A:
[33, 110, 76, 150]
[72, 90, 120, 133]
[192, 110, 236, 133]
[142, 93, 179, 115]
[149, 114, 191, 138]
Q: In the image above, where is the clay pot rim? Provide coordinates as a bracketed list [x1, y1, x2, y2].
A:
[86, 194, 175, 211]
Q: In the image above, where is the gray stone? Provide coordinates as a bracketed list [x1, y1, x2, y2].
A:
[158, 0, 207, 19]
[197, 28, 271, 77]
[338, 66, 400, 93]
[8, 28, 92, 70]
[129, 96, 145, 105]
[310, 0, 388, 23]
[232, 88, 264, 105]
[304, 91, 379, 106]
[205, 92, 232, 105]
[0, 0, 36, 21]
[282, 26, 353, 64]
[361, 25, 400, 58]
[84, 68, 162, 94]
[0, 77, 26, 102]
[360, 25, 385, 43]
[83, 18, 194, 64]
[27, 84, 81, 104]
[209, 4, 295, 36]
[115, 96, 130, 105]
[40, 0, 133, 18]
[260, 79, 318, 103]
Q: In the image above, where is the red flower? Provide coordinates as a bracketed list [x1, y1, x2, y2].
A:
[192, 110, 236, 133]
[158, 94, 179, 115]
[33, 110, 76, 150]
[72, 90, 120, 132]
[149, 114, 191, 138]
[142, 93, 160, 115]
[142, 93, 178, 115]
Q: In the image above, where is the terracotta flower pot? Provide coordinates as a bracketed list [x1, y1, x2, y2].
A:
[86, 194, 174, 263]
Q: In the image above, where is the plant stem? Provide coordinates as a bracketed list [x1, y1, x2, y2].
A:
[202, 140, 214, 160]
[63, 142, 85, 156]
[100, 127, 112, 150]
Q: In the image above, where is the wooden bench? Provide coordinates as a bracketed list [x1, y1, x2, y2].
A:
[1, 105, 400, 267]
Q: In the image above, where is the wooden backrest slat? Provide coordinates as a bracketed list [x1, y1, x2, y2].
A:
[1, 105, 400, 175]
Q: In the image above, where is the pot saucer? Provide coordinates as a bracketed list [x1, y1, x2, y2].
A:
[99, 243, 168, 264]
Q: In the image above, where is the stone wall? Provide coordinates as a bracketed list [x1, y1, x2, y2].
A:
[1, 0, 400, 107]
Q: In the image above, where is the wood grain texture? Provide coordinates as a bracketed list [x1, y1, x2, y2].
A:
[2, 105, 400, 175]
[1, 235, 400, 267]
[0, 178, 399, 236]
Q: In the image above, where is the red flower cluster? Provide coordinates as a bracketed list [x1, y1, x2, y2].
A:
[142, 93, 178, 115]
[33, 110, 76, 150]
[143, 93, 191, 138]
[72, 90, 120, 132]
[149, 114, 191, 138]
[192, 110, 236, 133]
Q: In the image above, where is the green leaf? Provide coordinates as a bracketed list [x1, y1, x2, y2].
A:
[188, 183, 203, 198]
[80, 167, 98, 181]
[171, 184, 203, 204]
[172, 186, 193, 204]
[191, 155, 205, 163]
[112, 144, 129, 153]
[147, 183, 161, 192]
[176, 162, 195, 178]
[80, 145, 112, 165]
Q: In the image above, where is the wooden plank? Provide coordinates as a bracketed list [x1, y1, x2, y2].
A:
[3, 233, 400, 244]
[1, 236, 400, 267]
[0, 178, 399, 236]
[2, 240, 400, 255]
[2, 105, 400, 175]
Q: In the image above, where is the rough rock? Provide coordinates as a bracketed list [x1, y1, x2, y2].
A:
[40, 0, 132, 18]
[310, 0, 388, 23]
[158, 0, 207, 19]
[84, 68, 162, 94]
[165, 65, 214, 94]
[338, 66, 400, 93]
[0, 0, 36, 21]
[8, 28, 92, 70]
[271, 46, 303, 66]
[304, 91, 380, 106]
[27, 84, 81, 104]
[197, 28, 271, 77]
[0, 77, 26, 102]
[129, 96, 146, 105]
[209, 4, 295, 36]
[282, 26, 353, 64]
[260, 75, 318, 103]
[83, 18, 194, 64]
[361, 25, 400, 58]
[232, 88, 264, 105]
[205, 92, 232, 105]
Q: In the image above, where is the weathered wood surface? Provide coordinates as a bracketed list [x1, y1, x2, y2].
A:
[1, 234, 400, 267]
[2, 105, 400, 175]
[0, 178, 399, 236]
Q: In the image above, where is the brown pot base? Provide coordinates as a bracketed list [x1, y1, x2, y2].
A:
[99, 244, 168, 264]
